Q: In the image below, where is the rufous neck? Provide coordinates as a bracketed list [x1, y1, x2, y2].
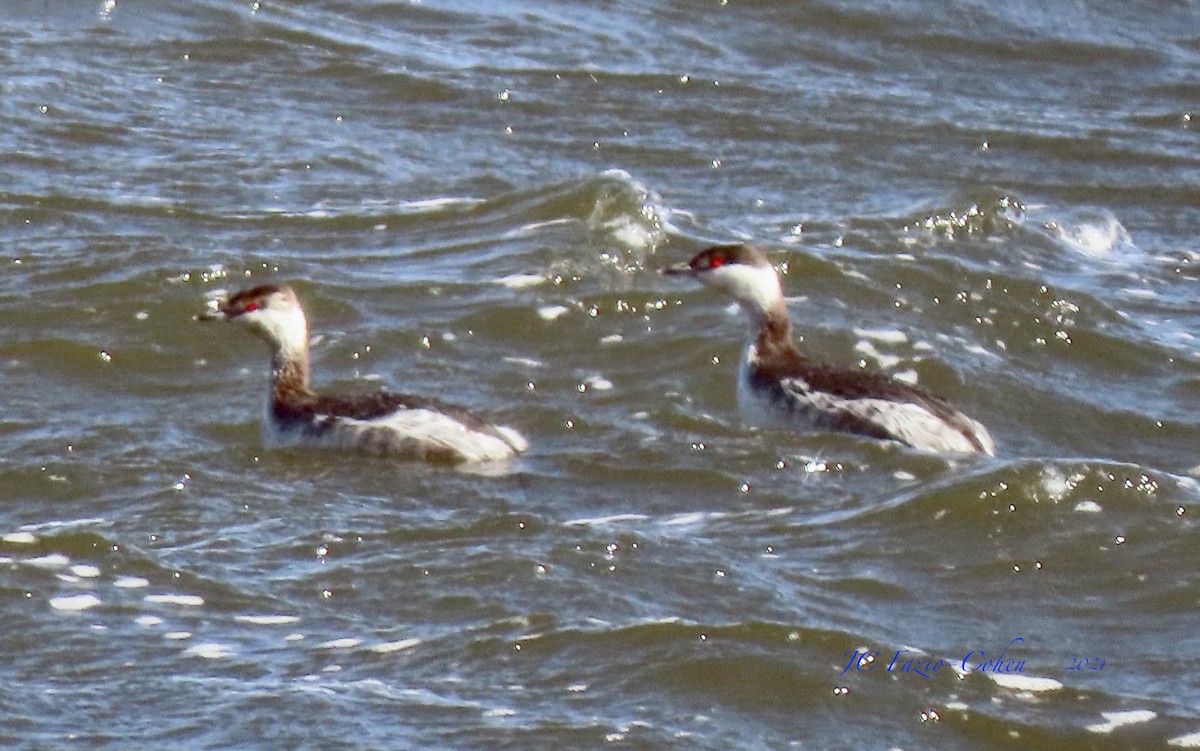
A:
[270, 343, 311, 400]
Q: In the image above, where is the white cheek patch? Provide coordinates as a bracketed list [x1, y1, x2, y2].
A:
[241, 306, 309, 356]
[701, 264, 782, 315]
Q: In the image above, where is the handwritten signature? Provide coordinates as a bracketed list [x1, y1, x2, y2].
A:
[839, 637, 1106, 679]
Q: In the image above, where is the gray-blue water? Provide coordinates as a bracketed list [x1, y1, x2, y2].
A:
[1, 1, 1198, 748]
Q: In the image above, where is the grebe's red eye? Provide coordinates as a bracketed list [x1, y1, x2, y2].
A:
[708, 256, 725, 269]
[243, 302, 259, 313]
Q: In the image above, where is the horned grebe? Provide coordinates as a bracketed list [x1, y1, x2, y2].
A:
[663, 244, 995, 455]
[199, 284, 528, 463]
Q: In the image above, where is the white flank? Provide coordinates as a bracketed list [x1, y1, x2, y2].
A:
[353, 409, 524, 462]
[267, 407, 526, 463]
[753, 373, 996, 456]
[838, 396, 993, 455]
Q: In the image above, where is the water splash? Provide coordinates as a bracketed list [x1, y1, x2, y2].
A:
[1043, 207, 1138, 263]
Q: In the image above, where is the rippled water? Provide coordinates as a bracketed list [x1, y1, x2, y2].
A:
[1, 0, 1198, 748]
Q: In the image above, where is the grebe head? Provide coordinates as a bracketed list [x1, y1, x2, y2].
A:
[662, 244, 784, 322]
[200, 284, 309, 354]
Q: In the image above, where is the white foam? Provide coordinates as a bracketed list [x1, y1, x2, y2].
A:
[504, 218, 574, 237]
[854, 340, 901, 370]
[1074, 500, 1103, 513]
[370, 638, 421, 654]
[853, 328, 908, 345]
[164, 631, 192, 640]
[586, 375, 614, 391]
[70, 564, 101, 578]
[503, 356, 544, 368]
[662, 511, 711, 527]
[49, 593, 101, 612]
[1056, 213, 1137, 261]
[988, 673, 1063, 692]
[25, 554, 70, 568]
[113, 576, 149, 589]
[18, 517, 106, 532]
[601, 167, 634, 180]
[135, 615, 163, 626]
[145, 594, 205, 607]
[562, 513, 649, 527]
[3, 532, 37, 544]
[496, 273, 545, 289]
[235, 614, 300, 626]
[1086, 709, 1157, 734]
[1169, 731, 1200, 747]
[318, 637, 361, 650]
[610, 221, 654, 250]
[537, 305, 569, 321]
[1121, 287, 1158, 300]
[186, 643, 232, 660]
[398, 197, 483, 212]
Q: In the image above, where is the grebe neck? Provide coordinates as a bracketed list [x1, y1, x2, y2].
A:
[751, 301, 800, 364]
[270, 343, 312, 402]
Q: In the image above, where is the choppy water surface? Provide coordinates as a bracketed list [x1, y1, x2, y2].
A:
[1, 0, 1198, 748]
